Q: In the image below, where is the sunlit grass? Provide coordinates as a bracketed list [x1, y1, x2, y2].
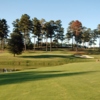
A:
[0, 51, 93, 70]
[0, 62, 100, 100]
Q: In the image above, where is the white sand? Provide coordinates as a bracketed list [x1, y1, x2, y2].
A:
[74, 55, 94, 58]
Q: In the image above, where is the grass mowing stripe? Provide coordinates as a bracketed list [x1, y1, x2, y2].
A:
[0, 51, 100, 100]
[1, 62, 100, 100]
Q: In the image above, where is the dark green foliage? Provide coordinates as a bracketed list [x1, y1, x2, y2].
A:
[1, 14, 100, 52]
[19, 14, 32, 50]
[19, 14, 32, 33]
[32, 17, 41, 47]
[86, 49, 100, 55]
[0, 19, 9, 50]
[0, 19, 9, 38]
[8, 31, 24, 57]
[26, 42, 33, 50]
[43, 20, 58, 51]
[12, 19, 20, 31]
[55, 20, 64, 47]
[96, 24, 100, 49]
[81, 28, 91, 43]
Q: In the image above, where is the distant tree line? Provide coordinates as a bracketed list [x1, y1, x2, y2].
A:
[0, 14, 100, 56]
[66, 20, 100, 51]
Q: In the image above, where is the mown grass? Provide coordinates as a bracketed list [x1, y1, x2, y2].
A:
[0, 62, 100, 100]
[0, 51, 93, 71]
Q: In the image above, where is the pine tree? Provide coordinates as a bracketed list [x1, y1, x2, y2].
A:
[19, 14, 32, 50]
[0, 19, 9, 50]
[8, 29, 24, 57]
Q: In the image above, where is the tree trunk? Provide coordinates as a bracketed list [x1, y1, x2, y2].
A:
[72, 36, 73, 50]
[1, 38, 4, 51]
[34, 36, 35, 51]
[50, 37, 52, 51]
[56, 38, 58, 49]
[46, 36, 48, 51]
[93, 44, 95, 51]
[24, 38, 26, 51]
[61, 40, 63, 47]
[99, 37, 100, 50]
[76, 41, 78, 52]
[24, 30, 27, 51]
[83, 41, 85, 47]
[0, 39, 2, 50]
[37, 34, 40, 48]
[14, 53, 15, 57]
[38, 36, 39, 48]
[41, 35, 43, 50]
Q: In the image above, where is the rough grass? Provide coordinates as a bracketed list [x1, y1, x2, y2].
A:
[0, 62, 100, 100]
[0, 51, 93, 71]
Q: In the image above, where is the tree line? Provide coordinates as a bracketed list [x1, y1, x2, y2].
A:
[0, 14, 100, 56]
[66, 20, 100, 51]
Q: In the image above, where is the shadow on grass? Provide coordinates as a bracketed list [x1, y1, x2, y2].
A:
[0, 70, 98, 86]
[20, 55, 74, 59]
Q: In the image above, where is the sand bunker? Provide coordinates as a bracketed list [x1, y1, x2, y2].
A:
[74, 55, 94, 58]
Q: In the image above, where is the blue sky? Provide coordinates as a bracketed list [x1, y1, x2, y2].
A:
[0, 0, 100, 46]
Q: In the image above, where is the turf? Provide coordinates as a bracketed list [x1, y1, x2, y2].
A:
[0, 51, 93, 70]
[0, 62, 100, 100]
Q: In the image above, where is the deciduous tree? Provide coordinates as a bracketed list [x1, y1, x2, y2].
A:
[69, 20, 83, 51]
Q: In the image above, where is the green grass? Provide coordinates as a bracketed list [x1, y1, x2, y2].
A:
[0, 51, 94, 71]
[85, 49, 100, 55]
[0, 62, 100, 100]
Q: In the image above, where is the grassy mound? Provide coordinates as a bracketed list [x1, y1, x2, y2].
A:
[0, 51, 93, 71]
